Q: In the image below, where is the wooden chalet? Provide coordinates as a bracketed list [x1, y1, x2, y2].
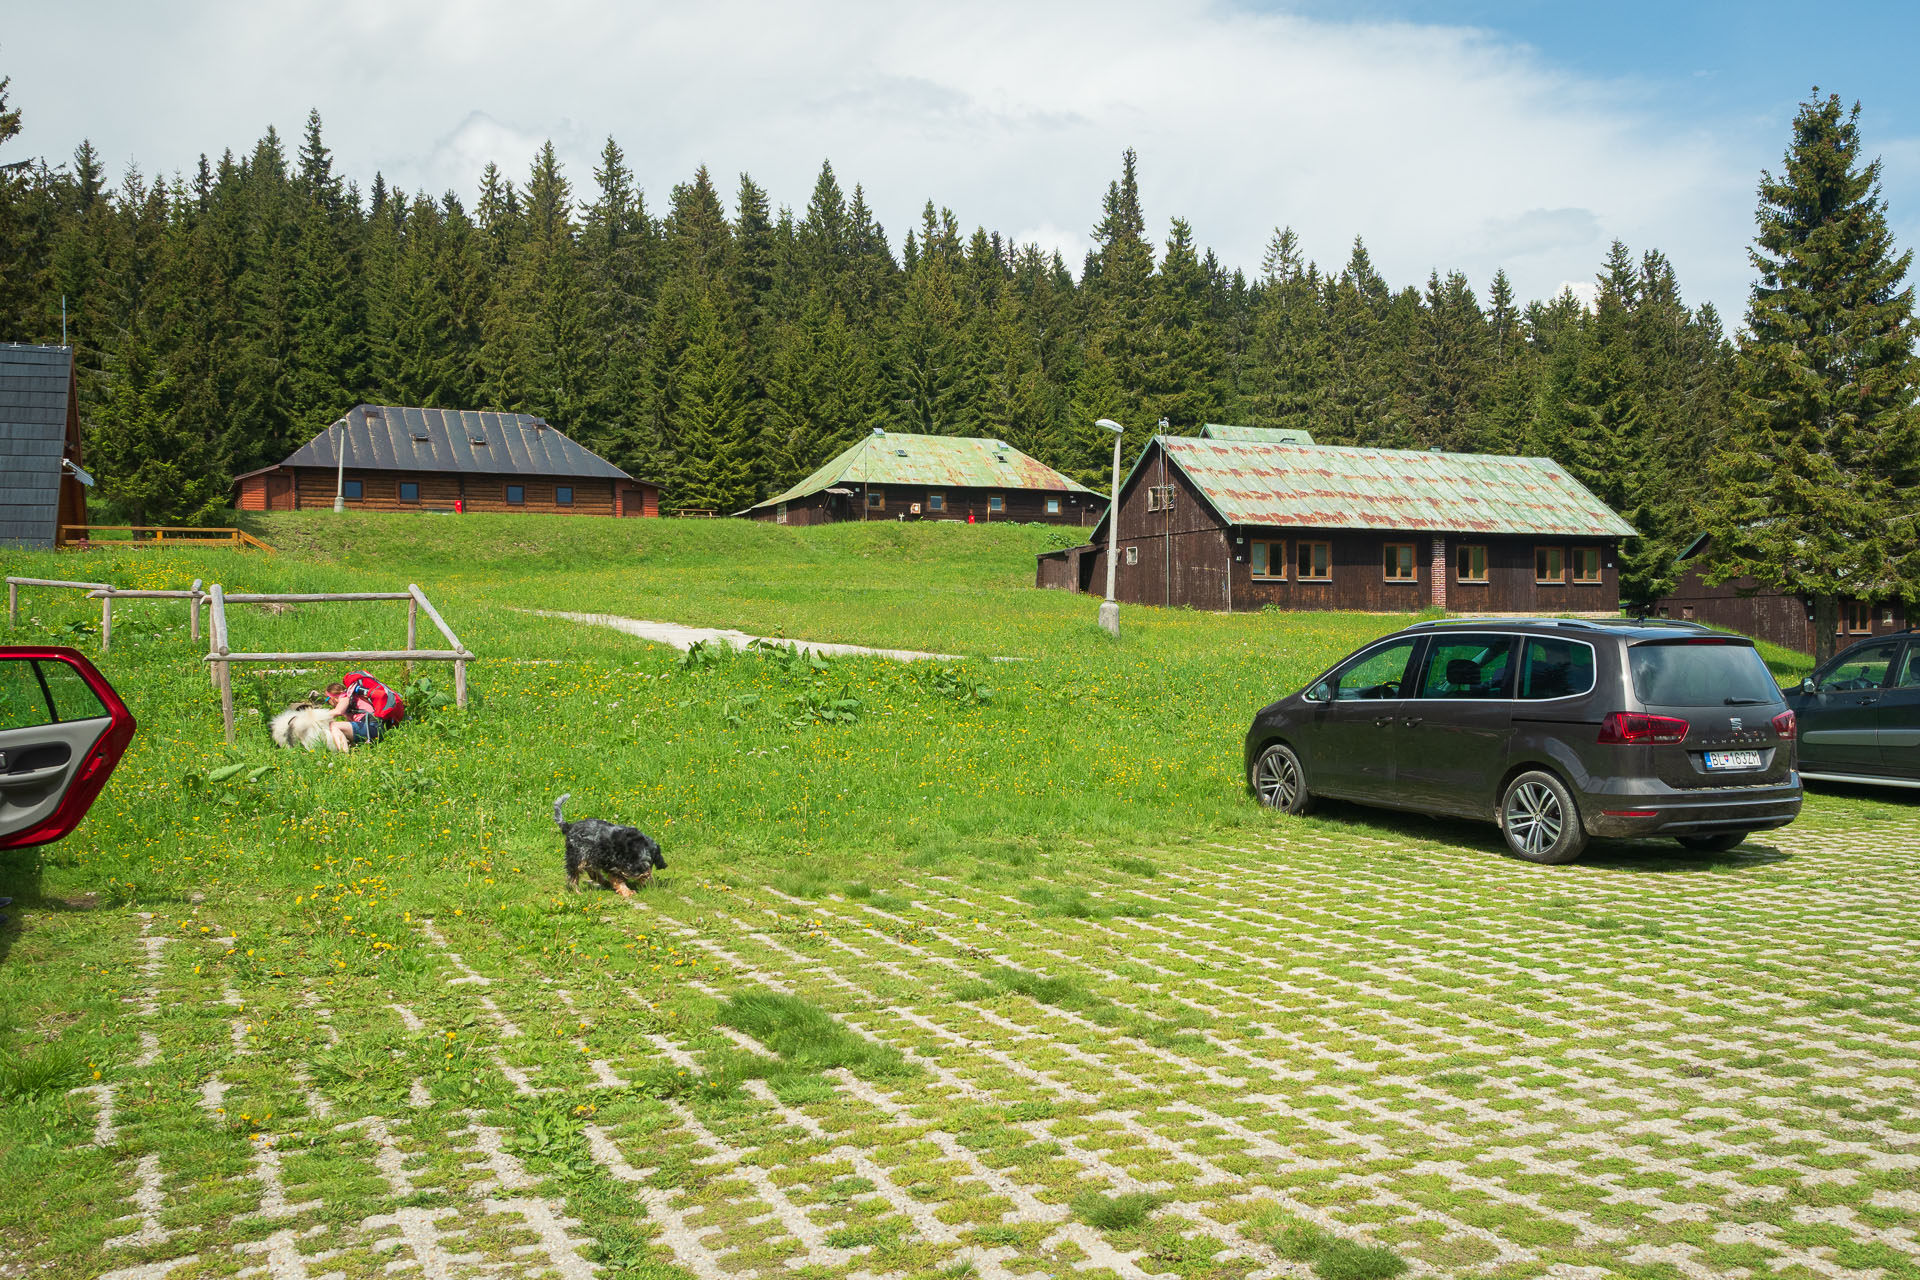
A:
[743, 430, 1099, 526]
[0, 343, 89, 549]
[1037, 435, 1636, 614]
[1652, 533, 1909, 653]
[234, 405, 660, 517]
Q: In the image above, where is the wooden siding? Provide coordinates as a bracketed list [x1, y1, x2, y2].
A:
[1656, 560, 1908, 653]
[750, 483, 1099, 526]
[266, 467, 657, 517]
[1058, 441, 1622, 613]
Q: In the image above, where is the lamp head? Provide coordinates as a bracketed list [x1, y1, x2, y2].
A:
[1095, 418, 1124, 434]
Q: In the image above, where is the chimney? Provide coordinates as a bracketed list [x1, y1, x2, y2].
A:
[1430, 536, 1448, 611]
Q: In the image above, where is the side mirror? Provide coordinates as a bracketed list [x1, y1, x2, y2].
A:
[1305, 680, 1332, 703]
[1801, 677, 1817, 695]
[0, 648, 137, 850]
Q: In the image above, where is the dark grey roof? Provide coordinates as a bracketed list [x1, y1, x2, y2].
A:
[282, 405, 634, 481]
[0, 343, 75, 549]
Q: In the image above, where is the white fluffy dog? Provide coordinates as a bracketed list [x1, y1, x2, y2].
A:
[270, 702, 347, 752]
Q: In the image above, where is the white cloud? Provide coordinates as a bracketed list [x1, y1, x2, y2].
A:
[4, 0, 1775, 317]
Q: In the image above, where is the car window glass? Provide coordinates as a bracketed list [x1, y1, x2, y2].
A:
[1519, 637, 1596, 700]
[1418, 637, 1513, 698]
[1333, 639, 1417, 700]
[0, 659, 57, 730]
[41, 661, 109, 721]
[1631, 642, 1779, 706]
[1895, 646, 1920, 688]
[1814, 642, 1901, 692]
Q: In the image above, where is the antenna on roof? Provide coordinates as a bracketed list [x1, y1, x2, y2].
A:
[61, 296, 67, 347]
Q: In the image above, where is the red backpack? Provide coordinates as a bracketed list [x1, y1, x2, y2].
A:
[344, 671, 406, 725]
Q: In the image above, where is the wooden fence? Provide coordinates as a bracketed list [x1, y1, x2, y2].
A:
[61, 525, 276, 553]
[204, 583, 473, 743]
[9, 576, 208, 651]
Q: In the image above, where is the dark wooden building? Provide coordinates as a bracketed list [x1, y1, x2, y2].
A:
[0, 343, 89, 549]
[234, 405, 660, 517]
[743, 430, 1099, 526]
[1197, 422, 1314, 444]
[1652, 533, 1909, 653]
[1037, 435, 1635, 614]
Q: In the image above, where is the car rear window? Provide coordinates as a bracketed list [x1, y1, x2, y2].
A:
[1519, 637, 1596, 699]
[1629, 641, 1778, 707]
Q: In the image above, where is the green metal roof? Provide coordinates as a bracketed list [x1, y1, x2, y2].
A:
[1128, 437, 1636, 538]
[1198, 423, 1315, 444]
[751, 432, 1093, 509]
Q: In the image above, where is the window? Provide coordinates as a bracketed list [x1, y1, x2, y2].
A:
[399, 482, 420, 503]
[1147, 485, 1175, 512]
[1518, 637, 1596, 700]
[1124, 546, 1138, 566]
[1815, 640, 1899, 692]
[1681, 605, 1696, 620]
[1296, 541, 1331, 581]
[1418, 636, 1514, 699]
[866, 490, 885, 511]
[1330, 639, 1418, 701]
[343, 479, 363, 501]
[1045, 498, 1061, 515]
[1383, 543, 1417, 582]
[1250, 540, 1285, 580]
[555, 486, 574, 506]
[1571, 547, 1603, 584]
[776, 502, 789, 525]
[927, 492, 945, 513]
[1455, 545, 1487, 583]
[506, 485, 525, 505]
[1633, 641, 1779, 706]
[1847, 600, 1873, 634]
[1895, 645, 1920, 688]
[1535, 546, 1565, 584]
[989, 495, 1005, 513]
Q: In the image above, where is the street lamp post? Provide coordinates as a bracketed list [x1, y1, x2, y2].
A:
[1096, 418, 1124, 636]
[332, 415, 348, 513]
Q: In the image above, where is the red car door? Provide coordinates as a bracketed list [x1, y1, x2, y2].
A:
[0, 648, 138, 850]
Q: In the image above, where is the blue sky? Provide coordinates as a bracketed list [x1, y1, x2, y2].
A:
[6, 1, 1916, 328]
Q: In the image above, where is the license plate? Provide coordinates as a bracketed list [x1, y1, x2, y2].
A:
[1705, 750, 1763, 770]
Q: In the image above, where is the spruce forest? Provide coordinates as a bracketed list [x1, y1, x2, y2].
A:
[0, 82, 1756, 603]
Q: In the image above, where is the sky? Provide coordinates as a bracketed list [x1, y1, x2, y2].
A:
[5, 0, 1919, 325]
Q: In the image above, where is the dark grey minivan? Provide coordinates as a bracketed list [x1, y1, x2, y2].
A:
[1244, 619, 1803, 863]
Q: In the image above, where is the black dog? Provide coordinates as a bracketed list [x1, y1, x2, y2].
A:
[554, 794, 666, 897]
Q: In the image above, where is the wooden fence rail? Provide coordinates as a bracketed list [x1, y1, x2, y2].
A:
[203, 582, 472, 743]
[61, 525, 276, 553]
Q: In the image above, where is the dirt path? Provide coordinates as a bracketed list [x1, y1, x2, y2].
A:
[524, 609, 1001, 662]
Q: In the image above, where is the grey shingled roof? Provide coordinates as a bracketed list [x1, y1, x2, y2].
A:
[0, 343, 75, 549]
[281, 406, 634, 481]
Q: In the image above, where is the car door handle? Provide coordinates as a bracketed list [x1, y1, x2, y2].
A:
[1859, 695, 1882, 706]
[0, 763, 68, 789]
[1401, 717, 1423, 729]
[1373, 716, 1395, 727]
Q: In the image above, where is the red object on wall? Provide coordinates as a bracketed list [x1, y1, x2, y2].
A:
[454, 498, 464, 513]
[968, 510, 976, 524]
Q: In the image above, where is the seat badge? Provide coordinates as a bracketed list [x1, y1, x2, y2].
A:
[1730, 717, 1742, 731]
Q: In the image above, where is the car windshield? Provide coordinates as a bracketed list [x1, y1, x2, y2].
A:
[1629, 641, 1777, 707]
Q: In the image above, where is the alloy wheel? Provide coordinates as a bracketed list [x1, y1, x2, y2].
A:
[1505, 780, 1563, 858]
[1254, 749, 1300, 810]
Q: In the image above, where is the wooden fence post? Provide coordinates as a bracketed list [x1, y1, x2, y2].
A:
[211, 585, 235, 743]
[189, 579, 203, 642]
[7, 580, 15, 628]
[455, 657, 467, 709]
[407, 596, 418, 677]
[100, 593, 112, 653]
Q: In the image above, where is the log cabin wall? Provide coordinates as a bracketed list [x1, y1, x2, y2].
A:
[1656, 560, 1907, 653]
[752, 484, 1098, 526]
[279, 468, 656, 517]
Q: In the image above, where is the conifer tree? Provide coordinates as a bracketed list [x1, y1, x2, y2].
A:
[1705, 92, 1920, 659]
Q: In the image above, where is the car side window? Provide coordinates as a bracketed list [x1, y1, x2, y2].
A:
[1418, 636, 1513, 699]
[0, 659, 57, 731]
[1333, 639, 1419, 701]
[1815, 642, 1900, 692]
[1896, 646, 1920, 688]
[1518, 637, 1596, 700]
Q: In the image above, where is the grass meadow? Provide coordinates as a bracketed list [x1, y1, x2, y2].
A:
[3, 514, 1915, 1280]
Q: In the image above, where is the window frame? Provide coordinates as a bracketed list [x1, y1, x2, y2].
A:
[1571, 546, 1604, 584]
[1383, 542, 1418, 583]
[1455, 544, 1488, 584]
[1515, 636, 1598, 702]
[988, 494, 1005, 514]
[1847, 600, 1874, 634]
[866, 490, 885, 511]
[555, 485, 574, 507]
[342, 479, 364, 501]
[1814, 640, 1901, 691]
[398, 481, 420, 504]
[1123, 546, 1139, 566]
[506, 484, 526, 506]
[927, 492, 945, 513]
[776, 501, 789, 525]
[1045, 497, 1061, 515]
[1413, 634, 1517, 700]
[1534, 546, 1566, 584]
[1250, 539, 1286, 581]
[1296, 540, 1332, 582]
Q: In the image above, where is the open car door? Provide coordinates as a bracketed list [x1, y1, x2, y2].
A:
[0, 648, 137, 851]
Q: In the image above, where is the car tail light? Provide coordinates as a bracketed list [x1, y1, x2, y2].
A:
[1771, 709, 1797, 740]
[1597, 712, 1690, 745]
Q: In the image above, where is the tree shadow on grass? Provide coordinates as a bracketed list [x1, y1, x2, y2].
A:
[1301, 799, 1793, 874]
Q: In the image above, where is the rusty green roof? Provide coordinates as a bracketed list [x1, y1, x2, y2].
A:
[1133, 436, 1636, 537]
[1198, 422, 1315, 444]
[751, 432, 1093, 510]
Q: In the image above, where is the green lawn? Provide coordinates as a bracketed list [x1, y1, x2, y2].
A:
[2, 514, 1914, 1280]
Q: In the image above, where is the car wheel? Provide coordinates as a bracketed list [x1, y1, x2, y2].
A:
[1499, 771, 1589, 865]
[1251, 743, 1313, 815]
[1675, 831, 1747, 853]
